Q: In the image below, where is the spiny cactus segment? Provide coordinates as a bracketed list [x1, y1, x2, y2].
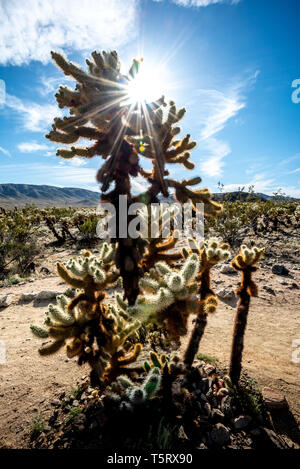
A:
[144, 351, 185, 376]
[103, 366, 162, 411]
[135, 253, 200, 341]
[138, 204, 182, 272]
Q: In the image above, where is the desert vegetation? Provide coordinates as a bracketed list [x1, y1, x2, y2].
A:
[0, 48, 299, 451]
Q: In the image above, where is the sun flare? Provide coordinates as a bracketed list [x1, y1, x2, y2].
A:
[126, 62, 167, 104]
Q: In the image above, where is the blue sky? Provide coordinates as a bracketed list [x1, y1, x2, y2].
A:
[0, 0, 299, 196]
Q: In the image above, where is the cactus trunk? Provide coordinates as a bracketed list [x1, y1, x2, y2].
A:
[184, 267, 211, 366]
[229, 271, 251, 384]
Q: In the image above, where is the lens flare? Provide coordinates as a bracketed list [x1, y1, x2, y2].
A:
[126, 63, 167, 104]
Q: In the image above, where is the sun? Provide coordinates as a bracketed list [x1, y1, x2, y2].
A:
[126, 61, 167, 104]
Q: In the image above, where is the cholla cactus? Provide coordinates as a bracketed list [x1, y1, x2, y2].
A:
[144, 351, 185, 376]
[30, 246, 142, 386]
[138, 204, 182, 272]
[134, 253, 200, 341]
[45, 49, 222, 304]
[104, 367, 162, 411]
[229, 243, 264, 384]
[183, 237, 231, 366]
[56, 245, 117, 315]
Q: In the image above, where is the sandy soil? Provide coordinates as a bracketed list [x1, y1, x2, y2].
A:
[0, 248, 299, 448]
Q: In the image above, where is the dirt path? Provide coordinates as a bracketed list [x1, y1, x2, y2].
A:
[0, 261, 299, 448]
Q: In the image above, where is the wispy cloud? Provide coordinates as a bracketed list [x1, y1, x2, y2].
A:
[0, 0, 137, 66]
[196, 70, 260, 177]
[171, 0, 240, 7]
[0, 146, 10, 157]
[17, 142, 50, 153]
[5, 94, 62, 132]
[287, 167, 300, 174]
[278, 153, 300, 167]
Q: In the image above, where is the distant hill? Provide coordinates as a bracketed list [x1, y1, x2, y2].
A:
[0, 184, 298, 208]
[211, 191, 299, 202]
[0, 184, 100, 208]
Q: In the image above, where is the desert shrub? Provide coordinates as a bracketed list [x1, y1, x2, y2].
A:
[0, 207, 40, 278]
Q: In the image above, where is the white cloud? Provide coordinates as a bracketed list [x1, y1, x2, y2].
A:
[196, 70, 259, 177]
[0, 0, 137, 66]
[171, 0, 240, 6]
[197, 89, 245, 141]
[18, 142, 50, 153]
[130, 175, 150, 194]
[38, 76, 67, 97]
[0, 146, 10, 156]
[287, 167, 300, 174]
[198, 138, 230, 177]
[59, 157, 88, 167]
[5, 94, 62, 132]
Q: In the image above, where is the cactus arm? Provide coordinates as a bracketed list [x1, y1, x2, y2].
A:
[38, 340, 65, 356]
[57, 263, 85, 289]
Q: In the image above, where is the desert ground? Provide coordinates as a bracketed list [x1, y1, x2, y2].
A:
[0, 229, 299, 448]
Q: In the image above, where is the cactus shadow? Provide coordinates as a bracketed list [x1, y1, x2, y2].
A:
[270, 408, 300, 446]
[218, 296, 238, 308]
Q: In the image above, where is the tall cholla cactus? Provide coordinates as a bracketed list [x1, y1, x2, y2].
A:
[229, 243, 264, 384]
[30, 246, 142, 386]
[45, 49, 222, 304]
[134, 253, 200, 341]
[183, 237, 231, 366]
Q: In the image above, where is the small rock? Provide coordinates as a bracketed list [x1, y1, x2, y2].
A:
[72, 400, 79, 407]
[40, 266, 51, 275]
[233, 415, 252, 430]
[20, 292, 38, 302]
[211, 409, 225, 423]
[89, 421, 98, 431]
[0, 294, 15, 307]
[221, 395, 234, 418]
[272, 264, 289, 276]
[220, 264, 236, 274]
[252, 427, 290, 449]
[203, 364, 216, 375]
[210, 423, 230, 446]
[216, 288, 236, 300]
[51, 399, 60, 407]
[262, 285, 276, 295]
[216, 387, 229, 399]
[36, 290, 62, 301]
[262, 387, 288, 410]
[178, 425, 189, 440]
[199, 377, 210, 394]
[49, 409, 58, 425]
[289, 282, 299, 290]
